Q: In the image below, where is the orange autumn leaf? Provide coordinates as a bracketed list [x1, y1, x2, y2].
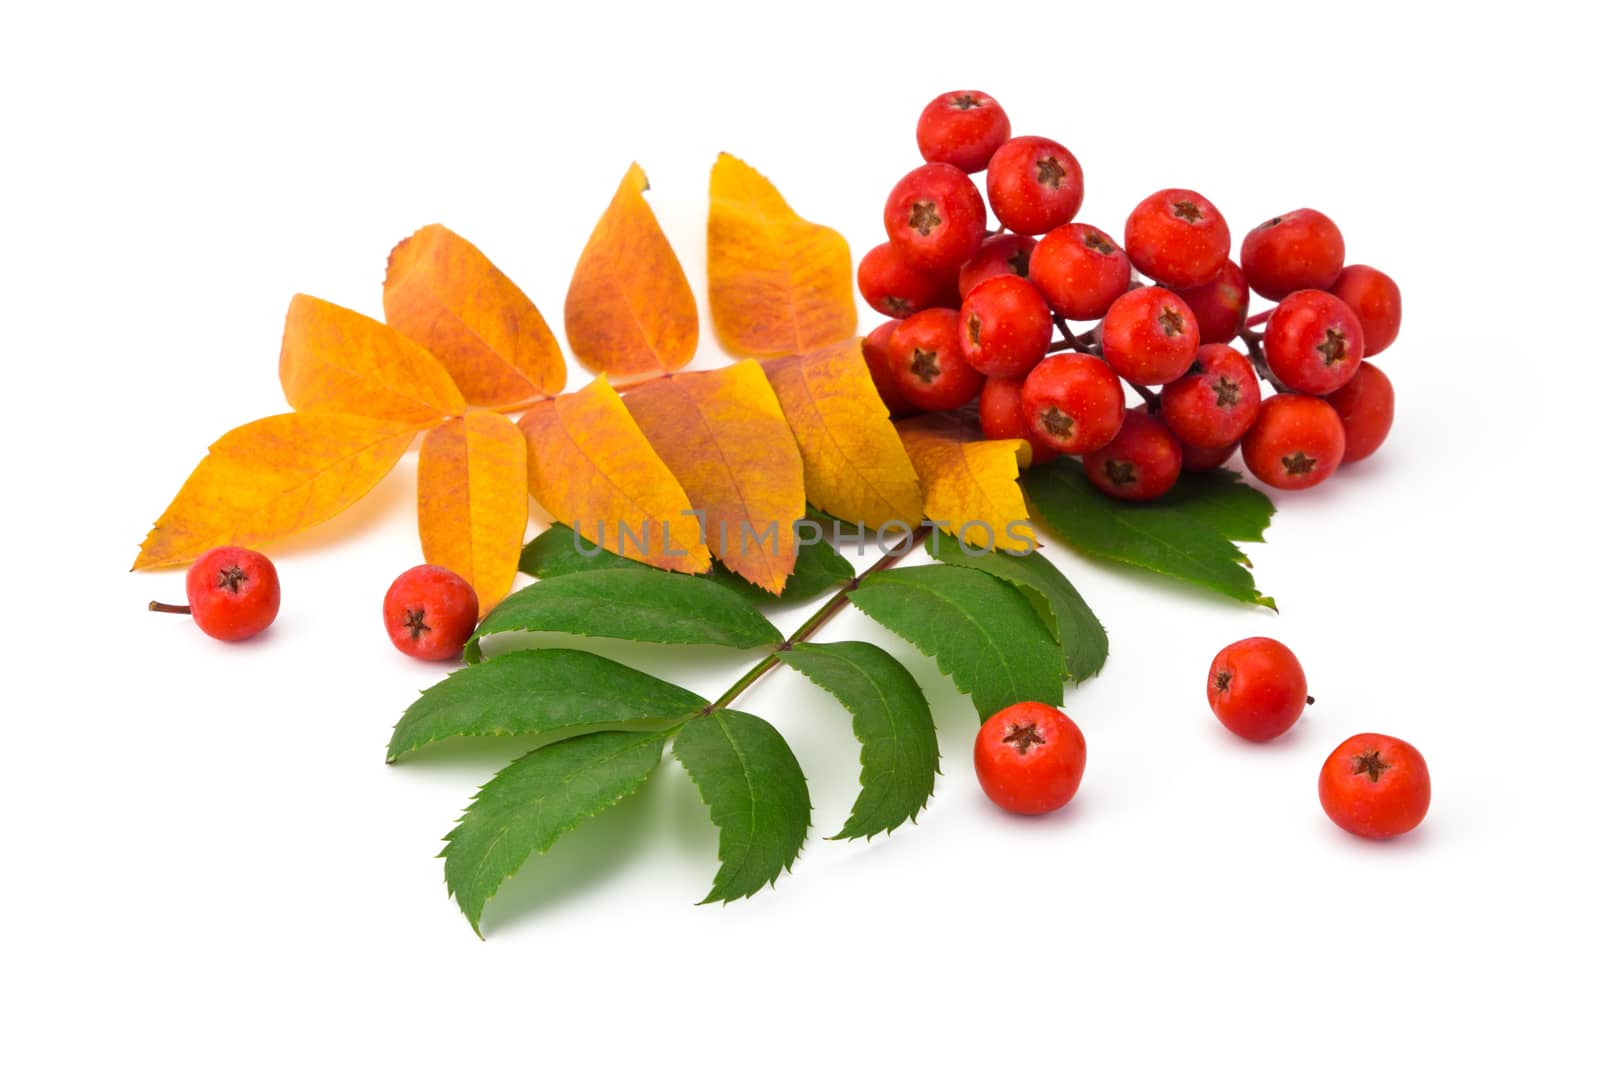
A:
[518, 377, 711, 573]
[708, 153, 856, 358]
[898, 413, 1037, 554]
[134, 413, 417, 570]
[279, 293, 465, 424]
[417, 412, 529, 612]
[384, 224, 566, 407]
[624, 362, 804, 594]
[565, 163, 698, 381]
[763, 341, 923, 530]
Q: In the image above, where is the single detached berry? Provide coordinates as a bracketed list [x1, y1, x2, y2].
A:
[1174, 259, 1249, 344]
[1020, 353, 1127, 455]
[1330, 264, 1402, 356]
[151, 545, 281, 642]
[887, 308, 985, 411]
[1101, 287, 1200, 386]
[959, 275, 1053, 378]
[883, 162, 987, 273]
[1124, 188, 1230, 288]
[979, 375, 1060, 465]
[1319, 733, 1430, 840]
[857, 241, 958, 319]
[986, 136, 1085, 235]
[1240, 209, 1346, 300]
[973, 701, 1087, 815]
[1327, 362, 1395, 463]
[1242, 393, 1346, 490]
[1029, 222, 1132, 321]
[1085, 408, 1182, 501]
[1264, 289, 1366, 395]
[916, 90, 1011, 173]
[958, 233, 1037, 299]
[862, 321, 918, 417]
[384, 564, 479, 661]
[1158, 343, 1262, 448]
[1206, 637, 1309, 741]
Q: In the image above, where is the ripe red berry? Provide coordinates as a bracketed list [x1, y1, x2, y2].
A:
[1206, 637, 1309, 742]
[1319, 733, 1430, 840]
[959, 275, 1053, 378]
[1029, 223, 1132, 321]
[857, 241, 957, 319]
[1124, 189, 1230, 288]
[887, 308, 985, 411]
[979, 375, 1060, 464]
[973, 701, 1086, 815]
[985, 136, 1084, 235]
[1179, 436, 1238, 473]
[957, 233, 1036, 299]
[1326, 362, 1394, 463]
[1085, 409, 1182, 501]
[384, 564, 479, 661]
[1020, 353, 1126, 455]
[1240, 209, 1345, 300]
[862, 321, 918, 417]
[1101, 287, 1200, 386]
[1158, 343, 1262, 448]
[916, 90, 1011, 173]
[1330, 265, 1402, 356]
[1242, 393, 1346, 490]
[1264, 290, 1366, 395]
[883, 163, 987, 273]
[163, 546, 281, 641]
[1173, 259, 1249, 344]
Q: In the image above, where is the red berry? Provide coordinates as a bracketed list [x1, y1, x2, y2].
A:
[1264, 290, 1366, 395]
[1240, 209, 1345, 300]
[1242, 393, 1345, 490]
[1174, 259, 1249, 344]
[1327, 362, 1394, 463]
[1124, 189, 1230, 288]
[887, 308, 985, 411]
[959, 275, 1053, 378]
[1158, 343, 1262, 448]
[862, 321, 918, 417]
[179, 546, 281, 641]
[957, 233, 1037, 299]
[979, 376, 1060, 464]
[1085, 409, 1182, 502]
[1206, 637, 1308, 742]
[1020, 354, 1126, 455]
[973, 701, 1086, 815]
[916, 90, 1011, 173]
[1319, 733, 1430, 840]
[1180, 436, 1238, 473]
[985, 136, 1084, 235]
[1101, 287, 1200, 386]
[1029, 223, 1132, 321]
[884, 163, 987, 273]
[1330, 265, 1402, 356]
[857, 241, 957, 319]
[383, 564, 479, 661]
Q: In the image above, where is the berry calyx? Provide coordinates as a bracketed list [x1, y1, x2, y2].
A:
[383, 564, 479, 661]
[979, 375, 1060, 465]
[1100, 287, 1200, 386]
[1264, 290, 1367, 395]
[887, 308, 985, 411]
[1124, 188, 1230, 288]
[957, 233, 1037, 299]
[1240, 209, 1345, 300]
[1158, 343, 1262, 448]
[1319, 733, 1431, 839]
[1330, 264, 1402, 356]
[1326, 362, 1395, 463]
[1029, 222, 1132, 321]
[958, 274, 1053, 378]
[1241, 393, 1346, 490]
[861, 321, 918, 417]
[973, 701, 1087, 815]
[1173, 259, 1249, 344]
[1020, 353, 1126, 455]
[916, 90, 1011, 173]
[153, 546, 282, 642]
[1084, 408, 1182, 501]
[985, 136, 1084, 235]
[1206, 636, 1309, 741]
[857, 241, 958, 319]
[883, 163, 988, 273]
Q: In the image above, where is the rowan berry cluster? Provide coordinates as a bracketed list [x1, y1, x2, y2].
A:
[861, 90, 1402, 499]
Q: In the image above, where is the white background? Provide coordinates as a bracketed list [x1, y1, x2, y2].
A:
[4, 1, 1595, 1062]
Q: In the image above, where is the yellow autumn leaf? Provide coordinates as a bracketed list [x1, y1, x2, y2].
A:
[417, 412, 529, 612]
[898, 413, 1036, 553]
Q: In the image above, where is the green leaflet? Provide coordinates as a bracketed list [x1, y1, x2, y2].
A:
[926, 535, 1109, 684]
[673, 710, 811, 903]
[848, 565, 1064, 718]
[387, 649, 706, 762]
[1158, 470, 1276, 544]
[777, 642, 938, 840]
[442, 729, 670, 937]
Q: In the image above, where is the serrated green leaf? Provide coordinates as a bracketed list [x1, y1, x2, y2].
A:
[927, 536, 1109, 683]
[1023, 462, 1276, 609]
[1159, 470, 1275, 543]
[848, 565, 1064, 718]
[387, 649, 705, 762]
[442, 729, 669, 936]
[777, 642, 938, 840]
[466, 568, 784, 662]
[673, 710, 810, 903]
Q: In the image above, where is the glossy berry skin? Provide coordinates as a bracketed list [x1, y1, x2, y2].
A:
[1029, 223, 1131, 321]
[974, 702, 1086, 815]
[959, 275, 1053, 378]
[384, 564, 479, 661]
[884, 163, 987, 273]
[1207, 637, 1308, 742]
[1174, 259, 1249, 344]
[887, 308, 985, 412]
[1242, 394, 1346, 490]
[1265, 290, 1366, 395]
[957, 233, 1036, 299]
[1330, 265, 1402, 356]
[986, 136, 1084, 235]
[1101, 287, 1200, 386]
[1327, 363, 1394, 463]
[1159, 343, 1262, 448]
[916, 90, 1011, 173]
[1020, 354, 1126, 455]
[1085, 409, 1182, 501]
[1180, 437, 1238, 473]
[184, 546, 280, 641]
[1124, 188, 1230, 288]
[857, 241, 957, 319]
[862, 321, 918, 417]
[979, 376, 1060, 464]
[1240, 209, 1345, 300]
[1319, 733, 1430, 840]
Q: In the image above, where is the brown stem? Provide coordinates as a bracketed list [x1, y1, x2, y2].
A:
[1130, 382, 1160, 409]
[148, 601, 192, 615]
[1051, 314, 1095, 354]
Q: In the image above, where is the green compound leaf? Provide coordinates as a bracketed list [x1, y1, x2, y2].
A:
[777, 642, 938, 840]
[442, 729, 670, 937]
[673, 710, 810, 903]
[927, 535, 1109, 684]
[466, 568, 783, 662]
[848, 565, 1064, 718]
[1158, 469, 1276, 544]
[1023, 462, 1276, 610]
[387, 649, 706, 762]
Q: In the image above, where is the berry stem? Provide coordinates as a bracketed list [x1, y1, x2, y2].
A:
[1244, 309, 1273, 329]
[1130, 382, 1160, 408]
[1051, 314, 1096, 354]
[148, 601, 192, 615]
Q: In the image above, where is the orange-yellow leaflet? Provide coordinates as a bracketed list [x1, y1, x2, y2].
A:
[417, 412, 529, 613]
[897, 413, 1036, 553]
